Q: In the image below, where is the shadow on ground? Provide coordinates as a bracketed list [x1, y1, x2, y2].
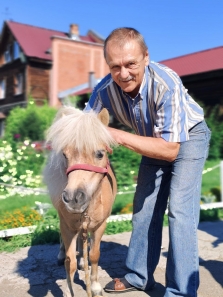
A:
[198, 220, 223, 247]
[14, 239, 165, 297]
[161, 221, 223, 290]
[198, 220, 223, 289]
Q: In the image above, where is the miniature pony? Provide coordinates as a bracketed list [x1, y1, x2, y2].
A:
[44, 107, 117, 297]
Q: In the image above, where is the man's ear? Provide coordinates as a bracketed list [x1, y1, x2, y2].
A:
[145, 50, 149, 66]
[97, 108, 109, 126]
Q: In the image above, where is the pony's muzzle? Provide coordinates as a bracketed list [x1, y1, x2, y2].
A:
[62, 189, 89, 213]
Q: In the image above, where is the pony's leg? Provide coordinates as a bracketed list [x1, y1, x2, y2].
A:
[76, 231, 84, 270]
[89, 220, 107, 297]
[58, 234, 66, 266]
[60, 222, 78, 297]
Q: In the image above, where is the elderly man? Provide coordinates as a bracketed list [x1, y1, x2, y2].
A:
[85, 27, 211, 297]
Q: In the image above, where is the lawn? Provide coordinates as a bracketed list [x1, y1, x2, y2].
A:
[0, 194, 51, 214]
[202, 159, 221, 196]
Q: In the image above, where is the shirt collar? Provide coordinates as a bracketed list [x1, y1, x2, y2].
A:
[139, 66, 148, 100]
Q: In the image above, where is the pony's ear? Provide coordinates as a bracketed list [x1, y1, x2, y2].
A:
[97, 108, 109, 126]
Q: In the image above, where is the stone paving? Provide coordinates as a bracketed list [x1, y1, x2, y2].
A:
[0, 221, 223, 297]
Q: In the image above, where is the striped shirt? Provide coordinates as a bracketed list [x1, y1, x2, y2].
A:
[85, 61, 204, 142]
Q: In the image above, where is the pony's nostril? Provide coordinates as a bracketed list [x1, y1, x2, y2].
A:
[74, 190, 85, 204]
[62, 191, 69, 203]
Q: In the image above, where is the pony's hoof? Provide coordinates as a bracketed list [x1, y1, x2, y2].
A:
[92, 289, 103, 296]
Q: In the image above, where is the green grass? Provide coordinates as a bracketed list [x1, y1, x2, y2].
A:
[202, 159, 221, 195]
[1, 208, 223, 253]
[0, 191, 135, 216]
[112, 192, 134, 214]
[0, 194, 51, 215]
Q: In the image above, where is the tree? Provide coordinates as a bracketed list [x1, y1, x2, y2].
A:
[205, 105, 223, 159]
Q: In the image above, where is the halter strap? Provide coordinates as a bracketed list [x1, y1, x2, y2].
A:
[66, 162, 109, 176]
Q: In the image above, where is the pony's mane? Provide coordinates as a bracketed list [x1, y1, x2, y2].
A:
[43, 151, 67, 206]
[46, 107, 117, 153]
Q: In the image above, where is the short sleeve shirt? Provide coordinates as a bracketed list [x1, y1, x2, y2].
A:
[85, 61, 204, 142]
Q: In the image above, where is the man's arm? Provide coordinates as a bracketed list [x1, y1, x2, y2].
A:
[107, 127, 180, 162]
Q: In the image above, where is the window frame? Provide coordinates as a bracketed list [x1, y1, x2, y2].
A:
[0, 79, 6, 99]
[14, 73, 23, 95]
[4, 44, 13, 64]
[13, 41, 20, 60]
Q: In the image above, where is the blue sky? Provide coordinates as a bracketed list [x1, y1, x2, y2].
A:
[0, 0, 222, 61]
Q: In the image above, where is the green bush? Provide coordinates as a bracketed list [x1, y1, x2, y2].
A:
[4, 99, 57, 144]
[205, 105, 223, 160]
[200, 193, 216, 204]
[110, 145, 141, 189]
[210, 187, 221, 202]
[200, 208, 223, 222]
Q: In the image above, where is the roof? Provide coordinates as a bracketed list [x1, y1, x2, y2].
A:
[5, 21, 103, 61]
[72, 87, 92, 96]
[159, 46, 223, 77]
[58, 78, 102, 99]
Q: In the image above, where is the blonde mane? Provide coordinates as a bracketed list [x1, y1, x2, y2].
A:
[46, 106, 117, 153]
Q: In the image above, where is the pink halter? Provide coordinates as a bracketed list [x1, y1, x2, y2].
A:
[66, 162, 110, 176]
[66, 146, 112, 177]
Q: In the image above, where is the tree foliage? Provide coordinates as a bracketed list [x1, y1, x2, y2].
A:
[204, 105, 223, 159]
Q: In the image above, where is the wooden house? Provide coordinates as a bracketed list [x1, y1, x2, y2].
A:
[0, 20, 109, 134]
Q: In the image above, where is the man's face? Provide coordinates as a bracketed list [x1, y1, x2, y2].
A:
[105, 40, 149, 98]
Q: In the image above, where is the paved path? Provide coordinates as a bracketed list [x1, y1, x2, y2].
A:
[0, 221, 223, 297]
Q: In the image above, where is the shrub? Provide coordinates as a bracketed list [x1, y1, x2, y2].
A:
[200, 208, 223, 222]
[200, 193, 216, 204]
[4, 99, 57, 144]
[205, 105, 223, 160]
[110, 145, 140, 189]
[210, 187, 221, 202]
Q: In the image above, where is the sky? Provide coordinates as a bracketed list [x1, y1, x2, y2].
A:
[0, 0, 222, 62]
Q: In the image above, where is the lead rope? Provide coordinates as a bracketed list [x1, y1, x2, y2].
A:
[82, 213, 92, 297]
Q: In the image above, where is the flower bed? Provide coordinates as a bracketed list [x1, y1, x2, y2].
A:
[0, 207, 43, 230]
[0, 139, 47, 198]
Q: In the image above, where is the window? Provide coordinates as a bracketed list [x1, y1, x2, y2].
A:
[14, 73, 23, 95]
[0, 119, 5, 137]
[0, 79, 6, 99]
[13, 41, 20, 60]
[4, 44, 13, 63]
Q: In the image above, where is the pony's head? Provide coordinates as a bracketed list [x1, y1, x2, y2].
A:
[46, 107, 117, 213]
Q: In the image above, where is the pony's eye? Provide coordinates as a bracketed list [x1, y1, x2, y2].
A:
[95, 150, 104, 159]
[63, 153, 67, 159]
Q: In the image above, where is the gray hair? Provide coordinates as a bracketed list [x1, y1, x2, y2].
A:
[104, 27, 148, 60]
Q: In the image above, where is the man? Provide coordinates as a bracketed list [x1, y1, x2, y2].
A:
[85, 27, 211, 297]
